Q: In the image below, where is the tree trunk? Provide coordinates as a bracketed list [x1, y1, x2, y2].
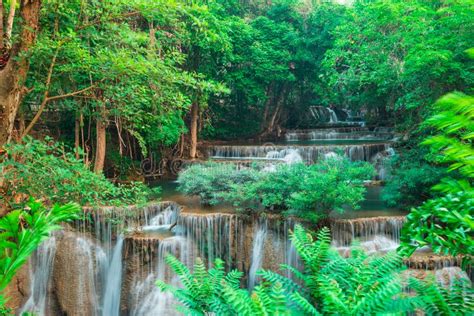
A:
[94, 107, 107, 173]
[75, 113, 80, 159]
[0, 0, 41, 146]
[261, 85, 286, 137]
[189, 101, 199, 159]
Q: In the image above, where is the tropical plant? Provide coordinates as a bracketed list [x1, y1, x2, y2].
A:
[382, 147, 448, 208]
[400, 191, 473, 262]
[0, 200, 79, 309]
[322, 0, 473, 128]
[408, 273, 474, 315]
[156, 256, 292, 315]
[422, 92, 474, 194]
[260, 226, 419, 315]
[158, 225, 473, 315]
[399, 92, 474, 264]
[0, 137, 160, 210]
[177, 162, 262, 206]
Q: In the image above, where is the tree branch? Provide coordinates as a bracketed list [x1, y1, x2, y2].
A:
[6, 0, 16, 39]
[46, 84, 97, 102]
[22, 84, 97, 138]
[0, 2, 4, 50]
[21, 45, 60, 137]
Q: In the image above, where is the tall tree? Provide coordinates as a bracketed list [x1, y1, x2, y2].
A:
[0, 0, 41, 145]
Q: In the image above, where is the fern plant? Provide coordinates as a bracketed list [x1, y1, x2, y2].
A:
[0, 200, 79, 308]
[409, 275, 474, 315]
[156, 256, 294, 315]
[158, 225, 473, 315]
[260, 226, 421, 315]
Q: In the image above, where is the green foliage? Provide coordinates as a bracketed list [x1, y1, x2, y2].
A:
[176, 162, 263, 205]
[0, 200, 79, 307]
[178, 157, 373, 222]
[158, 225, 473, 315]
[408, 275, 474, 315]
[0, 137, 159, 209]
[423, 92, 474, 193]
[382, 147, 448, 208]
[401, 191, 473, 261]
[264, 226, 419, 315]
[400, 91, 474, 264]
[323, 0, 473, 127]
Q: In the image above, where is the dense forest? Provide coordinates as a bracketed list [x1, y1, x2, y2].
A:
[0, 0, 473, 315]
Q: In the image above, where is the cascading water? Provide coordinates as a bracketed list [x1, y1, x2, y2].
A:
[75, 236, 108, 316]
[129, 236, 188, 316]
[102, 235, 124, 316]
[141, 205, 180, 232]
[19, 236, 57, 316]
[328, 108, 338, 123]
[331, 216, 406, 247]
[208, 143, 390, 163]
[248, 222, 268, 290]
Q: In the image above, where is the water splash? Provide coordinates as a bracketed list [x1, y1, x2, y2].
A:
[328, 108, 338, 123]
[141, 205, 180, 232]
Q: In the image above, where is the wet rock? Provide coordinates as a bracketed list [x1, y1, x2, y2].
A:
[53, 232, 104, 316]
[3, 263, 30, 311]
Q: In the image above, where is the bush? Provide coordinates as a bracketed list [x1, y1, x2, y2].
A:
[177, 162, 263, 206]
[178, 157, 374, 222]
[0, 137, 160, 209]
[382, 148, 447, 208]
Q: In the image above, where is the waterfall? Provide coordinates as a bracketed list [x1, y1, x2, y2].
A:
[331, 216, 406, 247]
[130, 236, 188, 316]
[284, 127, 393, 142]
[328, 108, 338, 123]
[102, 235, 124, 316]
[308, 106, 339, 123]
[209, 143, 389, 164]
[248, 222, 268, 290]
[141, 205, 180, 232]
[19, 237, 57, 316]
[76, 236, 108, 316]
[177, 213, 244, 270]
[435, 267, 470, 288]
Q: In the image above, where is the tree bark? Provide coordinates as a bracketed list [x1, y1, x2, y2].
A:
[6, 0, 17, 39]
[189, 101, 199, 159]
[0, 0, 41, 146]
[94, 105, 107, 173]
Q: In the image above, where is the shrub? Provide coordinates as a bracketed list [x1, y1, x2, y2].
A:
[382, 148, 447, 208]
[177, 162, 263, 205]
[0, 137, 160, 209]
[178, 156, 374, 222]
